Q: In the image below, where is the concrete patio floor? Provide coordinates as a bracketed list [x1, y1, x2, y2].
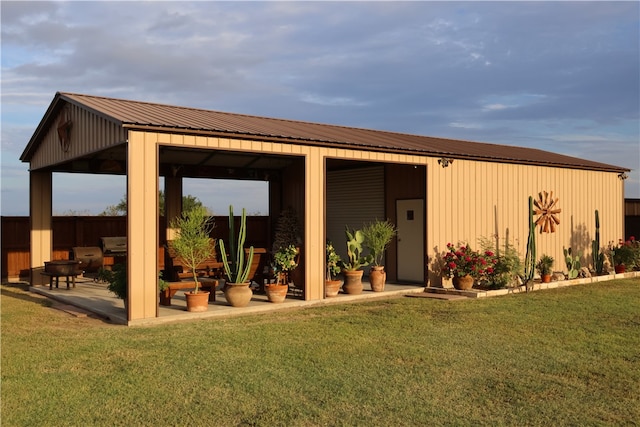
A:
[29, 276, 427, 326]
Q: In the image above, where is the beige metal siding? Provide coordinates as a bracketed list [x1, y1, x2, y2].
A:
[127, 131, 159, 320]
[427, 159, 624, 281]
[29, 171, 53, 286]
[30, 103, 127, 170]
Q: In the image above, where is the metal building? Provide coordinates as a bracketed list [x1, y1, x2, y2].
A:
[20, 92, 629, 322]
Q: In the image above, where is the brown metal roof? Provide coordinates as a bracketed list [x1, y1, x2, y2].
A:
[21, 91, 629, 173]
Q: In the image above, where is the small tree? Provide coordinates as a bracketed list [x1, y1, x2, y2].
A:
[362, 219, 396, 267]
[169, 206, 215, 293]
[100, 192, 207, 216]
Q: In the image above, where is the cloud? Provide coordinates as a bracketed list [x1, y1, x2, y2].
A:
[1, 0, 638, 215]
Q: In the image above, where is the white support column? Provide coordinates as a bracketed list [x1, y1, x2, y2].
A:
[304, 148, 325, 300]
[29, 170, 52, 286]
[164, 176, 183, 241]
[127, 131, 159, 321]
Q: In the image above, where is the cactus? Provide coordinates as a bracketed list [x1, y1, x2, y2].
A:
[219, 205, 254, 284]
[592, 210, 605, 275]
[522, 196, 537, 291]
[563, 247, 581, 279]
[341, 226, 372, 271]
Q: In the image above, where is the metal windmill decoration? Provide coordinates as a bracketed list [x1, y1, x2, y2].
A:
[533, 191, 561, 233]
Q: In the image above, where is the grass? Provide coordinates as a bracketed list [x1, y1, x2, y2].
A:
[2, 279, 639, 426]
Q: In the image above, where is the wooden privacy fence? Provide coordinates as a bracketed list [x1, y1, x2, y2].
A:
[1, 215, 271, 280]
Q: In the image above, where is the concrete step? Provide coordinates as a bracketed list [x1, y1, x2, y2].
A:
[406, 291, 468, 301]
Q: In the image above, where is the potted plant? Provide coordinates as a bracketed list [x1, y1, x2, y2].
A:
[219, 206, 255, 307]
[608, 239, 635, 273]
[170, 206, 215, 312]
[105, 263, 127, 305]
[536, 254, 554, 283]
[442, 242, 481, 290]
[340, 226, 373, 295]
[103, 264, 169, 309]
[267, 244, 298, 303]
[477, 236, 521, 289]
[325, 242, 342, 297]
[362, 219, 396, 292]
[272, 206, 303, 290]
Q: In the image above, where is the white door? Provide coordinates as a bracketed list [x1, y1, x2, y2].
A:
[396, 199, 424, 283]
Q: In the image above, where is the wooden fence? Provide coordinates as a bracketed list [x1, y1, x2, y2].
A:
[1, 215, 271, 280]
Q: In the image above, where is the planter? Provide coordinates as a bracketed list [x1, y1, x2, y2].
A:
[265, 284, 288, 303]
[369, 266, 386, 292]
[541, 274, 552, 283]
[342, 270, 364, 294]
[452, 275, 474, 290]
[159, 290, 171, 306]
[184, 291, 210, 312]
[325, 280, 342, 297]
[615, 264, 626, 274]
[223, 282, 253, 307]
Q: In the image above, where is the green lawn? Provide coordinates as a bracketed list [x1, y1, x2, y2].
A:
[2, 279, 639, 426]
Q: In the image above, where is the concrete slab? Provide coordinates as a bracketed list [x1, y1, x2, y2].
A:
[29, 277, 427, 326]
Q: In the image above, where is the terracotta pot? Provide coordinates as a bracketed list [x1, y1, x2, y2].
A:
[224, 282, 253, 307]
[615, 264, 626, 274]
[369, 266, 386, 292]
[325, 280, 342, 297]
[265, 284, 288, 303]
[541, 274, 552, 283]
[184, 291, 210, 312]
[342, 270, 364, 294]
[452, 275, 474, 290]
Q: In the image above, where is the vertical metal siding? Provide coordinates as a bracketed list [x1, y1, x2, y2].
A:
[428, 159, 624, 278]
[30, 103, 127, 170]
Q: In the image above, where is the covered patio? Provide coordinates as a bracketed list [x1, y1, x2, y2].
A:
[21, 92, 432, 324]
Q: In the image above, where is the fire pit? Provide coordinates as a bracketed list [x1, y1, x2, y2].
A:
[43, 260, 81, 289]
[45, 260, 81, 276]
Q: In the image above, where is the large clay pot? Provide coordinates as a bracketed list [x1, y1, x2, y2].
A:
[614, 264, 626, 274]
[342, 270, 364, 295]
[541, 274, 552, 283]
[325, 280, 342, 297]
[184, 291, 210, 312]
[265, 284, 288, 303]
[224, 282, 253, 307]
[369, 266, 386, 292]
[452, 275, 474, 290]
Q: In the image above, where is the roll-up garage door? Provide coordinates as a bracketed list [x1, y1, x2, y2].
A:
[326, 166, 385, 267]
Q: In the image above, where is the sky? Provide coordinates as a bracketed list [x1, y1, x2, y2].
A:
[1, 1, 639, 216]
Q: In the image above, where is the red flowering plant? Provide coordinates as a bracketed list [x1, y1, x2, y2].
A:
[608, 238, 636, 267]
[442, 242, 497, 279]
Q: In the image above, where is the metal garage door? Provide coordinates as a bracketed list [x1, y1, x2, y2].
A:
[326, 166, 385, 266]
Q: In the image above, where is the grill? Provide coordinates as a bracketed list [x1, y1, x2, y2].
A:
[101, 236, 127, 256]
[71, 246, 103, 273]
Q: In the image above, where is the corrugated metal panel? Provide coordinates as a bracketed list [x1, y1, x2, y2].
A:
[326, 166, 385, 264]
[427, 159, 625, 279]
[29, 102, 127, 170]
[22, 92, 629, 174]
[625, 199, 640, 216]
